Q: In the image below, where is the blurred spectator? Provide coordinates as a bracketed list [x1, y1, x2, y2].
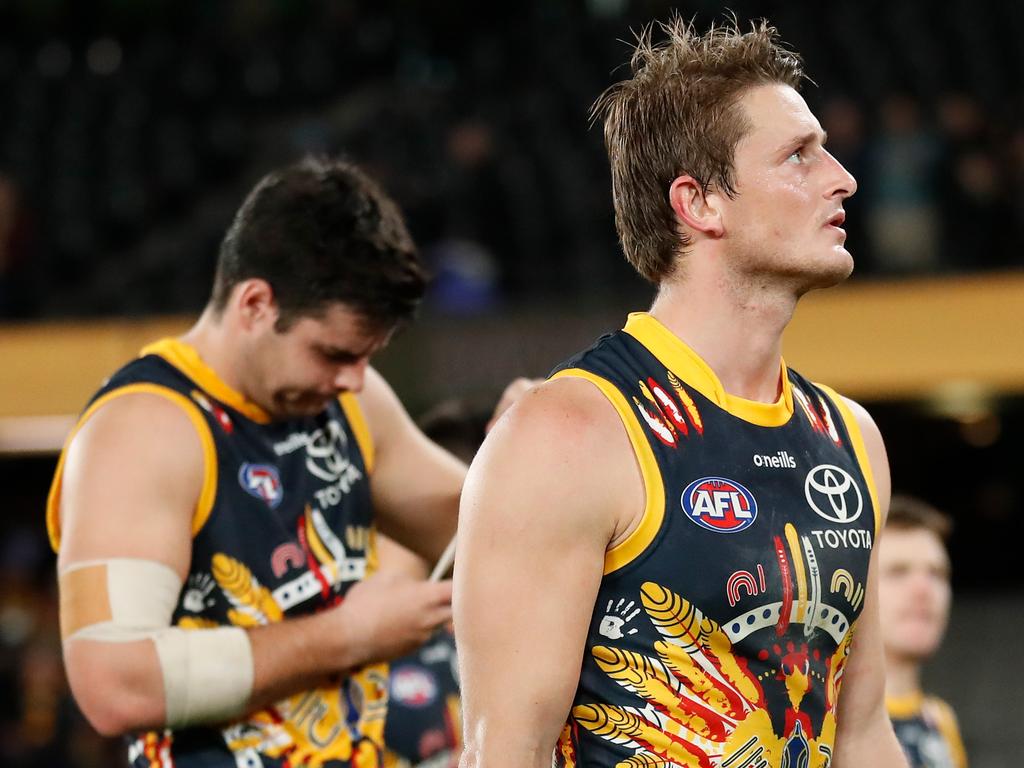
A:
[865, 94, 942, 274]
[0, 174, 37, 318]
[936, 94, 1010, 269]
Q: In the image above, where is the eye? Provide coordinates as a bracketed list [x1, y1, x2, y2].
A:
[786, 147, 805, 164]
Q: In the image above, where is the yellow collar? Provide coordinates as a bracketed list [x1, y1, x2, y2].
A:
[141, 338, 272, 424]
[622, 312, 794, 427]
[886, 691, 924, 718]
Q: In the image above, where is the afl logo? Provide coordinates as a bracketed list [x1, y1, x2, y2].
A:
[804, 464, 862, 523]
[681, 477, 758, 533]
[238, 463, 283, 509]
[390, 665, 438, 708]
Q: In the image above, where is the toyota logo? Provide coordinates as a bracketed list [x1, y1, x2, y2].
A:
[804, 464, 863, 524]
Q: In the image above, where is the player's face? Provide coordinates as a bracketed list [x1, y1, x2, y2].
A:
[877, 528, 952, 662]
[719, 84, 858, 291]
[253, 302, 390, 419]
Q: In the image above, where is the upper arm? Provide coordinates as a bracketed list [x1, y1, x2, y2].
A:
[356, 367, 467, 562]
[57, 391, 205, 574]
[833, 396, 905, 763]
[56, 392, 207, 733]
[454, 377, 643, 764]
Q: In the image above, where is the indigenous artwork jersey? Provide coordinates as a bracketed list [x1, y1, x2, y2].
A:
[47, 339, 386, 768]
[551, 314, 881, 768]
[887, 693, 968, 768]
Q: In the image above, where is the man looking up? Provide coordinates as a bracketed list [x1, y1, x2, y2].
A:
[456, 18, 907, 768]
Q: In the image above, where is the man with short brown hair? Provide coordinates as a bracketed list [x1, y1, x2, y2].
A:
[456, 17, 906, 768]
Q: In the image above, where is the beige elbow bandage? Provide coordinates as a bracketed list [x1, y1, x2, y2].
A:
[61, 558, 254, 728]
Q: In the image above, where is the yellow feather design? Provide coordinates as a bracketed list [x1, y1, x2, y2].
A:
[641, 582, 761, 709]
[176, 616, 219, 630]
[574, 704, 706, 767]
[212, 553, 284, 625]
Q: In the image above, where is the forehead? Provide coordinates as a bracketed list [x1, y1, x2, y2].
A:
[879, 527, 949, 566]
[286, 303, 386, 348]
[735, 83, 822, 150]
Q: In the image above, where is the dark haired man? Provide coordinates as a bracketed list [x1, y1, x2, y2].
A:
[880, 496, 967, 768]
[50, 157, 469, 766]
[456, 19, 907, 768]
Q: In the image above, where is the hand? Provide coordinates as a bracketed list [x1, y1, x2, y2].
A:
[487, 377, 542, 432]
[331, 573, 453, 669]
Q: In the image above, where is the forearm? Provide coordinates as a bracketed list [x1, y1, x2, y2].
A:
[68, 610, 354, 735]
[833, 708, 908, 768]
[246, 609, 352, 709]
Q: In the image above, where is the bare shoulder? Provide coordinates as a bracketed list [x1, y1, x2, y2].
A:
[355, 366, 401, 418]
[463, 375, 643, 545]
[58, 390, 207, 567]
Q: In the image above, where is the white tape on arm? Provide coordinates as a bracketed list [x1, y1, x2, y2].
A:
[152, 624, 253, 728]
[62, 557, 254, 728]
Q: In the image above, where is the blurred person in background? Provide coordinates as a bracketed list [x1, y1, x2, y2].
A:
[880, 495, 967, 768]
[456, 16, 906, 768]
[865, 94, 942, 274]
[379, 401, 490, 768]
[47, 155, 525, 767]
[0, 174, 37, 318]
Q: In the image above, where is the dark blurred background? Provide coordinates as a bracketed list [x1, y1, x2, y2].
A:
[1, 1, 1022, 765]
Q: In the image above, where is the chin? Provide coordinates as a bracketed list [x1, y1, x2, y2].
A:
[800, 250, 854, 291]
[893, 632, 944, 660]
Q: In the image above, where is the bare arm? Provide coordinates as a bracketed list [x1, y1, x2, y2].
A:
[58, 393, 451, 736]
[358, 367, 468, 563]
[455, 378, 643, 768]
[832, 397, 908, 768]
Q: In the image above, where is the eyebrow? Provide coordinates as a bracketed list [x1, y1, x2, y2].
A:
[315, 344, 370, 361]
[780, 130, 828, 154]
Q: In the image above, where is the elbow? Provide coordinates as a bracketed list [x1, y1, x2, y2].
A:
[64, 639, 166, 736]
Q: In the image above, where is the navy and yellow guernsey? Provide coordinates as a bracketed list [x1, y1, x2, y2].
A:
[47, 338, 387, 768]
[551, 313, 880, 768]
[887, 692, 968, 768]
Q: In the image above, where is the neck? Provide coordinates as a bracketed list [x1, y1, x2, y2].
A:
[884, 652, 923, 699]
[650, 261, 798, 403]
[179, 306, 252, 398]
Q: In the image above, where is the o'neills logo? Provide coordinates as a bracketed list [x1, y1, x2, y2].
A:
[753, 450, 797, 469]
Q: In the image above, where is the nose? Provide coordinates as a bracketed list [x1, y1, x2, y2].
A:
[333, 358, 368, 393]
[824, 149, 858, 200]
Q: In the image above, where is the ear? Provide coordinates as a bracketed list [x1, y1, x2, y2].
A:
[232, 279, 279, 332]
[668, 175, 724, 238]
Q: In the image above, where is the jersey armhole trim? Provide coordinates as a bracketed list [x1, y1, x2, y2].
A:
[46, 383, 219, 552]
[551, 368, 665, 575]
[925, 697, 968, 768]
[338, 392, 375, 474]
[815, 383, 881, 539]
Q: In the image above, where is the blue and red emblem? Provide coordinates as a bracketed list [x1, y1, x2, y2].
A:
[238, 463, 284, 509]
[681, 476, 758, 533]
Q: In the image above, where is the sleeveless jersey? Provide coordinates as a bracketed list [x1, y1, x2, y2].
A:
[550, 313, 880, 768]
[382, 628, 461, 768]
[888, 693, 968, 768]
[47, 338, 387, 768]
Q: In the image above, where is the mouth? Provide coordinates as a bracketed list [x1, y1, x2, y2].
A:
[826, 210, 846, 229]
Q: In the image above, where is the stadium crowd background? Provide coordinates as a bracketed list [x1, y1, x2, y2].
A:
[0, 1, 1022, 765]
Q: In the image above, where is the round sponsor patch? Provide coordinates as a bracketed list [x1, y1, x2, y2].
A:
[390, 665, 438, 708]
[681, 477, 758, 533]
[238, 463, 284, 509]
